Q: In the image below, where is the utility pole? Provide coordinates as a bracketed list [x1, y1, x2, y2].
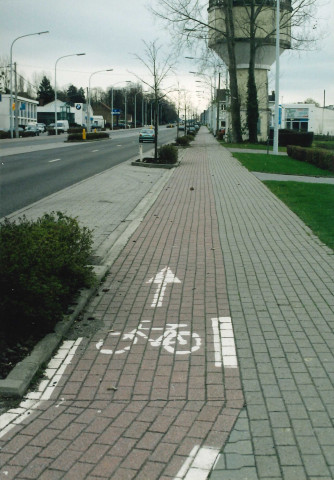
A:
[14, 62, 18, 137]
[216, 72, 221, 136]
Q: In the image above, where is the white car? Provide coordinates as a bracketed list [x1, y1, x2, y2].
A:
[37, 123, 46, 133]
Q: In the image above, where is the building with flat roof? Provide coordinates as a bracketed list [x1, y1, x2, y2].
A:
[0, 94, 38, 131]
[270, 103, 334, 136]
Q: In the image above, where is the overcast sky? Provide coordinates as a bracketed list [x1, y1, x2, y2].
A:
[1, 0, 333, 111]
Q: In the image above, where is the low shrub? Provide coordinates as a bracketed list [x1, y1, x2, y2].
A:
[68, 127, 84, 134]
[176, 136, 190, 147]
[287, 145, 334, 172]
[158, 144, 178, 164]
[0, 212, 95, 344]
[67, 132, 109, 141]
[186, 134, 195, 142]
[0, 131, 10, 139]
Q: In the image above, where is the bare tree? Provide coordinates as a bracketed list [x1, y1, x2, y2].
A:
[0, 56, 10, 93]
[132, 40, 176, 159]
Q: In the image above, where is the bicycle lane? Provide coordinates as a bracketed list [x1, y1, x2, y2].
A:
[0, 132, 243, 479]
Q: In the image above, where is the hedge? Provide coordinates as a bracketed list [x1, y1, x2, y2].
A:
[67, 132, 109, 141]
[269, 129, 314, 147]
[287, 145, 334, 172]
[0, 212, 95, 344]
[175, 135, 190, 147]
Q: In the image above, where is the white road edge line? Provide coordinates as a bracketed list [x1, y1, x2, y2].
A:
[48, 158, 61, 163]
[174, 445, 220, 479]
[212, 317, 238, 368]
[0, 338, 82, 438]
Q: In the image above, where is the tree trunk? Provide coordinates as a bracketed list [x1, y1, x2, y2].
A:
[154, 99, 159, 160]
[247, 1, 259, 143]
[224, 0, 242, 143]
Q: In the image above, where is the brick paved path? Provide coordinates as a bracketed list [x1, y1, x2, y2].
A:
[0, 131, 243, 479]
[1, 128, 334, 479]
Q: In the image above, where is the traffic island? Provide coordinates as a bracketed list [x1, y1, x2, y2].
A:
[131, 158, 180, 169]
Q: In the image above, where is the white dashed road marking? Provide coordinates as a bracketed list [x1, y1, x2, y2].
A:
[212, 317, 238, 368]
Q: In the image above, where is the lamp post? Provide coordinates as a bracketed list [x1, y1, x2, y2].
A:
[134, 91, 140, 129]
[87, 69, 113, 132]
[55, 53, 85, 135]
[9, 30, 49, 138]
[273, 0, 280, 154]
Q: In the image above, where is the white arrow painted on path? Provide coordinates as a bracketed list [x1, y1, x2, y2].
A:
[146, 267, 181, 307]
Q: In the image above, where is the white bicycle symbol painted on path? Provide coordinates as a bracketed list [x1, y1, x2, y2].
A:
[96, 321, 201, 355]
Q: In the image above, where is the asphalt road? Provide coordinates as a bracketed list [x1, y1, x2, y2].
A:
[0, 128, 177, 218]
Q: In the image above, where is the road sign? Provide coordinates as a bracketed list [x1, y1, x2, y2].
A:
[112, 108, 121, 115]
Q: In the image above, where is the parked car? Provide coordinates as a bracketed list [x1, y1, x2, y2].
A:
[139, 128, 155, 143]
[24, 125, 40, 136]
[166, 124, 175, 128]
[37, 123, 46, 133]
[178, 124, 185, 131]
[188, 126, 196, 134]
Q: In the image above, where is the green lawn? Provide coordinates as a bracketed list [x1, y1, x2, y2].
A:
[233, 152, 334, 177]
[222, 142, 286, 152]
[264, 181, 334, 251]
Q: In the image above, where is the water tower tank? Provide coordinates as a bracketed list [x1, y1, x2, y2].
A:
[208, 0, 291, 140]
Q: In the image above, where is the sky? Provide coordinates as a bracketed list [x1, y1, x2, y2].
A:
[1, 0, 333, 112]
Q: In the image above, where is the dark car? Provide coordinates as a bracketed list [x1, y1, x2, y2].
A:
[24, 125, 40, 136]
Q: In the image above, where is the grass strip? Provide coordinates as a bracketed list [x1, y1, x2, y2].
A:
[264, 181, 334, 251]
[222, 142, 286, 152]
[233, 152, 334, 177]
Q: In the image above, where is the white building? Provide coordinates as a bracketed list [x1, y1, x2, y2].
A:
[270, 103, 334, 136]
[37, 101, 93, 127]
[0, 94, 38, 130]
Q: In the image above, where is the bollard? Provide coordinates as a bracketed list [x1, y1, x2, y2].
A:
[82, 128, 86, 140]
[139, 144, 143, 162]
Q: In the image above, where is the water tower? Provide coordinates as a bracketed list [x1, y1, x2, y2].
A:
[208, 0, 291, 140]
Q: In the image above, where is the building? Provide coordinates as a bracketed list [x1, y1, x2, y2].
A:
[37, 101, 94, 127]
[208, 0, 292, 141]
[270, 103, 334, 135]
[0, 94, 38, 131]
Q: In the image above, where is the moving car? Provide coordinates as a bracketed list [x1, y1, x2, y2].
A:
[139, 128, 155, 143]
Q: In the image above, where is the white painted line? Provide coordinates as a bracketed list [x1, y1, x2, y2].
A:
[146, 266, 181, 308]
[48, 158, 61, 163]
[91, 149, 99, 152]
[212, 318, 222, 367]
[174, 446, 220, 479]
[212, 317, 238, 368]
[0, 338, 82, 438]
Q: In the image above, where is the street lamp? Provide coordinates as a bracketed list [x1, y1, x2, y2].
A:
[87, 69, 113, 132]
[9, 30, 49, 138]
[110, 81, 130, 130]
[273, 0, 280, 154]
[54, 53, 86, 135]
